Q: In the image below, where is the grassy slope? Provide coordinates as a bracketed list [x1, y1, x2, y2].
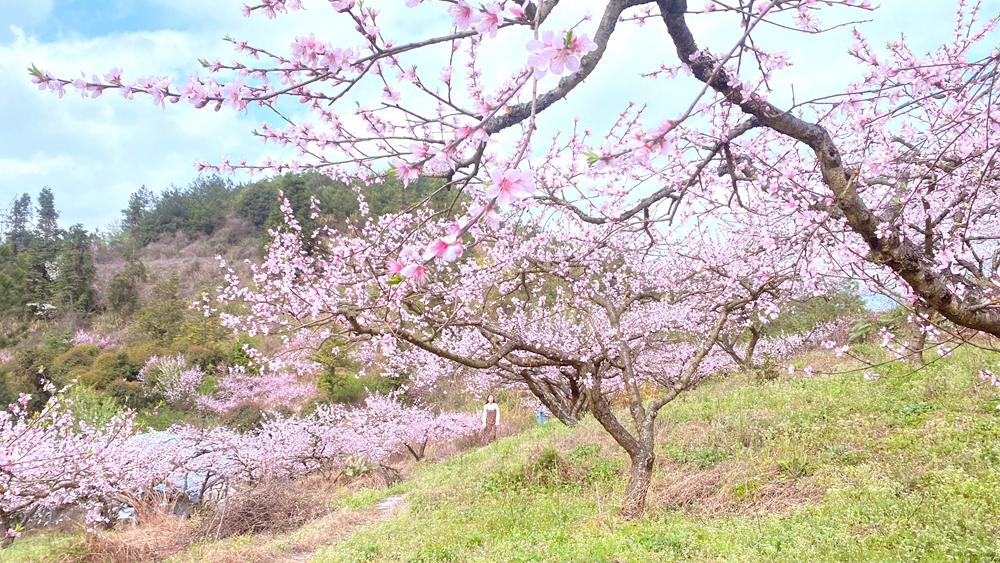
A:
[6, 346, 1000, 563]
[314, 347, 1000, 563]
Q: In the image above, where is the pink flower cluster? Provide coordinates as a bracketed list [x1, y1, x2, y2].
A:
[138, 355, 204, 407]
[195, 365, 314, 414]
[526, 30, 598, 79]
[0, 382, 135, 544]
[0, 381, 477, 548]
[71, 330, 115, 349]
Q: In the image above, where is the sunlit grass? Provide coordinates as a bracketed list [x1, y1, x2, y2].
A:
[314, 345, 1000, 563]
[0, 530, 82, 563]
[9, 346, 1000, 563]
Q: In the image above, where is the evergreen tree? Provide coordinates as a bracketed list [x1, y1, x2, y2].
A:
[121, 185, 157, 250]
[35, 187, 62, 242]
[0, 242, 29, 348]
[130, 273, 184, 343]
[54, 225, 98, 315]
[235, 182, 279, 231]
[3, 193, 33, 255]
[107, 260, 147, 318]
[21, 188, 63, 313]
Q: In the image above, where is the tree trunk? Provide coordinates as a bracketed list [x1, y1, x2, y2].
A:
[620, 448, 655, 520]
[0, 512, 12, 549]
[908, 328, 928, 365]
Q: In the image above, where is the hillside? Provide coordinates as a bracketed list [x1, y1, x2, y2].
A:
[309, 347, 1000, 563]
[9, 345, 1000, 563]
[0, 171, 463, 415]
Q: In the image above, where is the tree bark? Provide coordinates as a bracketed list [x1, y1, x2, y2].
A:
[0, 512, 12, 549]
[621, 448, 656, 520]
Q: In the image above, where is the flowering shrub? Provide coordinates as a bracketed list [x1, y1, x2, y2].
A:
[195, 365, 313, 415]
[0, 386, 477, 548]
[138, 355, 203, 408]
[0, 380, 134, 547]
[71, 330, 115, 349]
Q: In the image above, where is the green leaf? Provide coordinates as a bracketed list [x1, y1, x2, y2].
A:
[386, 274, 403, 286]
[584, 150, 600, 165]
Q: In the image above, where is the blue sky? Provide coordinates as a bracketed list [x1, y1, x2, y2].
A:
[1, 0, 996, 231]
[2, 0, 185, 43]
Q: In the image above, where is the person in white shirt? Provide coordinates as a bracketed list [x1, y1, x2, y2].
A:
[482, 394, 500, 444]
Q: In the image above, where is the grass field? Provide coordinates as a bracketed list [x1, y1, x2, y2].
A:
[314, 346, 1000, 563]
[6, 345, 1000, 563]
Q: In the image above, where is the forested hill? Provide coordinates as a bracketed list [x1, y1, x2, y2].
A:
[1, 172, 456, 310]
[0, 172, 457, 409]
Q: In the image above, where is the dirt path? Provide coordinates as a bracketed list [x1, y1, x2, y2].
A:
[270, 494, 406, 563]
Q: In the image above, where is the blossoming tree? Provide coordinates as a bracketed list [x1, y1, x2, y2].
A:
[0, 385, 477, 548]
[30, 0, 1000, 334]
[0, 381, 134, 547]
[218, 184, 809, 517]
[29, 0, 1000, 516]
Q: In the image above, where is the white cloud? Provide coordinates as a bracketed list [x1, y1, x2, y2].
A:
[0, 25, 280, 229]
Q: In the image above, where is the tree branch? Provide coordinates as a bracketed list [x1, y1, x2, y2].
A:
[656, 0, 1000, 337]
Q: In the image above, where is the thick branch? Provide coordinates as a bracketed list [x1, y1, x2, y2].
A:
[657, 0, 1000, 337]
[584, 362, 643, 456]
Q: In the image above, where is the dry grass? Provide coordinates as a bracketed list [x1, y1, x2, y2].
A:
[93, 220, 260, 308]
[287, 507, 374, 553]
[83, 512, 194, 563]
[78, 480, 333, 563]
[651, 460, 823, 517]
[651, 467, 726, 512]
[166, 504, 378, 563]
[78, 466, 415, 563]
[341, 467, 402, 491]
[199, 481, 330, 541]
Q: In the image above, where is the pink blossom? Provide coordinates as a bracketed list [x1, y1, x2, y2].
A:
[470, 204, 502, 230]
[391, 158, 420, 186]
[221, 78, 247, 111]
[477, 3, 501, 38]
[448, 1, 481, 31]
[387, 259, 405, 275]
[423, 235, 464, 262]
[400, 263, 428, 283]
[486, 168, 535, 206]
[455, 124, 494, 145]
[103, 66, 122, 83]
[526, 30, 598, 79]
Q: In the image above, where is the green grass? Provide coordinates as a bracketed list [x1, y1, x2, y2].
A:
[0, 531, 82, 563]
[313, 346, 1000, 563]
[8, 346, 1000, 562]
